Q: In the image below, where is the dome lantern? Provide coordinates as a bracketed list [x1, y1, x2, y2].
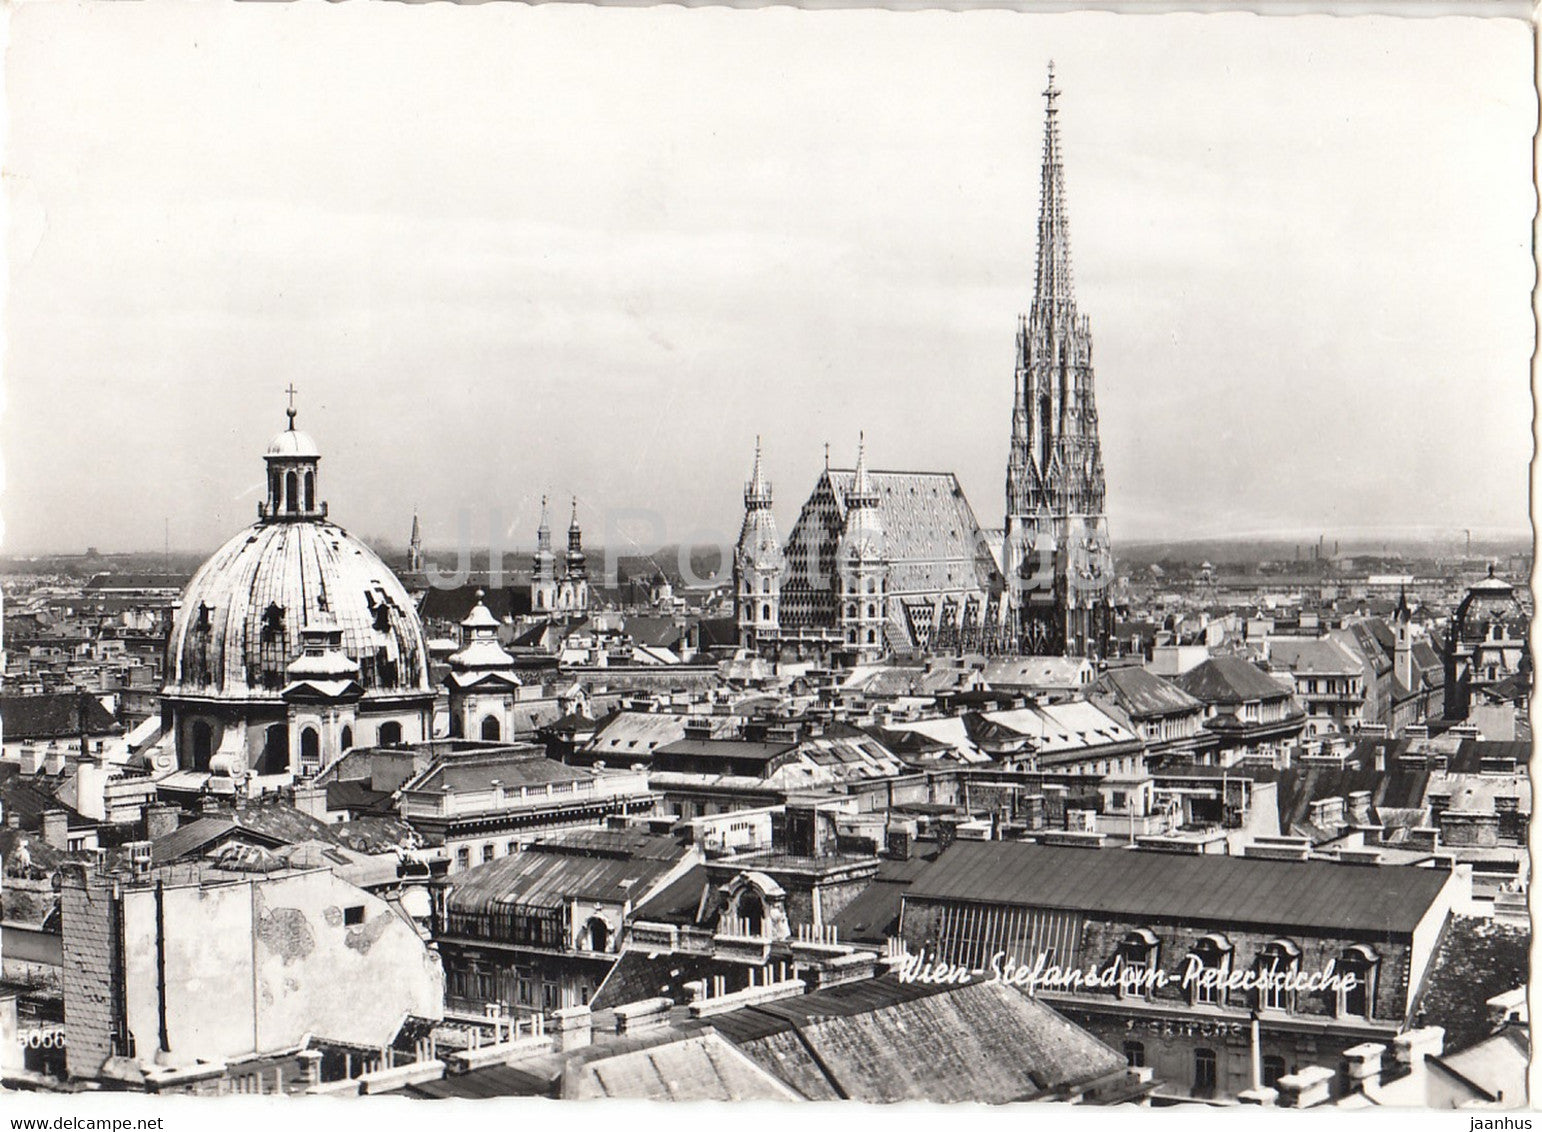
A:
[260, 385, 326, 521]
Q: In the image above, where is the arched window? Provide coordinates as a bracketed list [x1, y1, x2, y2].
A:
[866, 603, 877, 619]
[191, 721, 214, 770]
[1114, 929, 1158, 999]
[299, 726, 320, 765]
[581, 917, 610, 953]
[261, 724, 288, 773]
[1188, 934, 1232, 1006]
[866, 629, 876, 644]
[340, 725, 353, 752]
[735, 889, 765, 936]
[284, 470, 299, 513]
[303, 470, 314, 511]
[480, 715, 501, 741]
[1255, 939, 1300, 1013]
[1337, 945, 1378, 1019]
[761, 603, 771, 621]
[761, 578, 770, 594]
[378, 720, 403, 747]
[1123, 1041, 1145, 1069]
[1193, 1047, 1217, 1097]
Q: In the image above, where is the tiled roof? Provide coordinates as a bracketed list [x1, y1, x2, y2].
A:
[905, 840, 1452, 935]
[417, 585, 533, 625]
[402, 748, 591, 793]
[1268, 637, 1366, 677]
[1089, 666, 1202, 720]
[779, 468, 1002, 631]
[0, 693, 120, 740]
[1173, 656, 1294, 705]
[710, 975, 1125, 1102]
[1413, 915, 1529, 1051]
[565, 1032, 798, 1100]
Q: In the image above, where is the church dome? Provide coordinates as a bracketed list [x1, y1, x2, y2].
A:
[165, 401, 431, 703]
[165, 520, 432, 701]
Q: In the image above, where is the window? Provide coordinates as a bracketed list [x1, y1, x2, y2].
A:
[542, 983, 559, 1011]
[506, 840, 518, 855]
[1256, 939, 1300, 1013]
[303, 470, 315, 512]
[1262, 1055, 1287, 1090]
[517, 977, 533, 1006]
[299, 726, 320, 766]
[378, 721, 403, 747]
[482, 844, 495, 864]
[1115, 929, 1158, 999]
[340, 725, 353, 751]
[1188, 934, 1232, 1006]
[1337, 945, 1378, 1019]
[1193, 1048, 1217, 1097]
[481, 715, 501, 741]
[343, 905, 365, 926]
[761, 603, 771, 621]
[285, 470, 299, 513]
[191, 721, 214, 770]
[455, 846, 470, 871]
[580, 985, 591, 1006]
[1123, 1041, 1145, 1069]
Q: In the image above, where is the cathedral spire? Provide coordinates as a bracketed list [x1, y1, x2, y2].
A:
[1033, 60, 1075, 313]
[850, 431, 877, 509]
[746, 436, 772, 509]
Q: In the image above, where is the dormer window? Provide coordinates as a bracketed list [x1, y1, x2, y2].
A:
[1187, 934, 1232, 1006]
[1336, 945, 1378, 1020]
[1115, 929, 1158, 999]
[1255, 939, 1301, 1013]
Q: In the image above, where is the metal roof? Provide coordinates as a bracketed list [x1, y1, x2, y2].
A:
[905, 840, 1452, 935]
[446, 830, 688, 914]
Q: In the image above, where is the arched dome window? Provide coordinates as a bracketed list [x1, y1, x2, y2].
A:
[340, 725, 353, 752]
[378, 721, 403, 747]
[284, 470, 299, 514]
[480, 715, 501, 741]
[299, 726, 320, 766]
[191, 721, 214, 770]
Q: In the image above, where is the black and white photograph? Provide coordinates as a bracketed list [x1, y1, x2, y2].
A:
[0, 0, 1533, 1115]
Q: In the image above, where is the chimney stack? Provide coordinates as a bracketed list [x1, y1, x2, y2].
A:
[42, 809, 70, 849]
[145, 802, 181, 842]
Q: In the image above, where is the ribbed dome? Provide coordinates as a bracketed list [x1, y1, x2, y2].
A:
[166, 519, 431, 701]
[266, 428, 321, 459]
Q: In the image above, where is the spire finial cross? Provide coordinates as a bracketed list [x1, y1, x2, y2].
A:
[284, 383, 299, 428]
[1044, 60, 1059, 107]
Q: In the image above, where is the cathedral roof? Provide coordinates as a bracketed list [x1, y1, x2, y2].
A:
[166, 521, 432, 703]
[804, 468, 1002, 599]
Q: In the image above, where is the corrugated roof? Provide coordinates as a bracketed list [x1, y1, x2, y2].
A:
[446, 830, 688, 915]
[905, 840, 1451, 935]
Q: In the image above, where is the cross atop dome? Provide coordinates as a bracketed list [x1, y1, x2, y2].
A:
[261, 388, 325, 521]
[285, 383, 299, 429]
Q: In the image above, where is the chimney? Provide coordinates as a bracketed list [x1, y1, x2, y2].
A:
[145, 803, 181, 842]
[44, 743, 66, 776]
[19, 745, 43, 776]
[551, 1005, 593, 1052]
[1274, 1065, 1335, 1108]
[126, 840, 153, 879]
[292, 782, 329, 822]
[75, 755, 107, 823]
[1347, 791, 1373, 827]
[1024, 793, 1046, 832]
[885, 821, 914, 861]
[1392, 1026, 1445, 1089]
[42, 809, 70, 849]
[1341, 1042, 1387, 1087]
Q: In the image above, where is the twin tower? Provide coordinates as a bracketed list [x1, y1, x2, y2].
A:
[734, 66, 1114, 662]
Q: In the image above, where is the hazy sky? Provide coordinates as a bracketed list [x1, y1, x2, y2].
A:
[4, 3, 1533, 559]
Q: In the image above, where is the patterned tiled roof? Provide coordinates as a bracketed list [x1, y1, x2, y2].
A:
[780, 469, 1002, 631]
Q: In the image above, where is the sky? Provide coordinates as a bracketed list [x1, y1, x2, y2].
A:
[3, 2, 1534, 559]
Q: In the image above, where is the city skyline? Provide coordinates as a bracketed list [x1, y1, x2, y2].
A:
[3, 6, 1533, 556]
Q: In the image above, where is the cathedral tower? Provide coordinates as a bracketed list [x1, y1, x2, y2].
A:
[1004, 65, 1113, 659]
[734, 438, 785, 649]
[837, 434, 887, 663]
